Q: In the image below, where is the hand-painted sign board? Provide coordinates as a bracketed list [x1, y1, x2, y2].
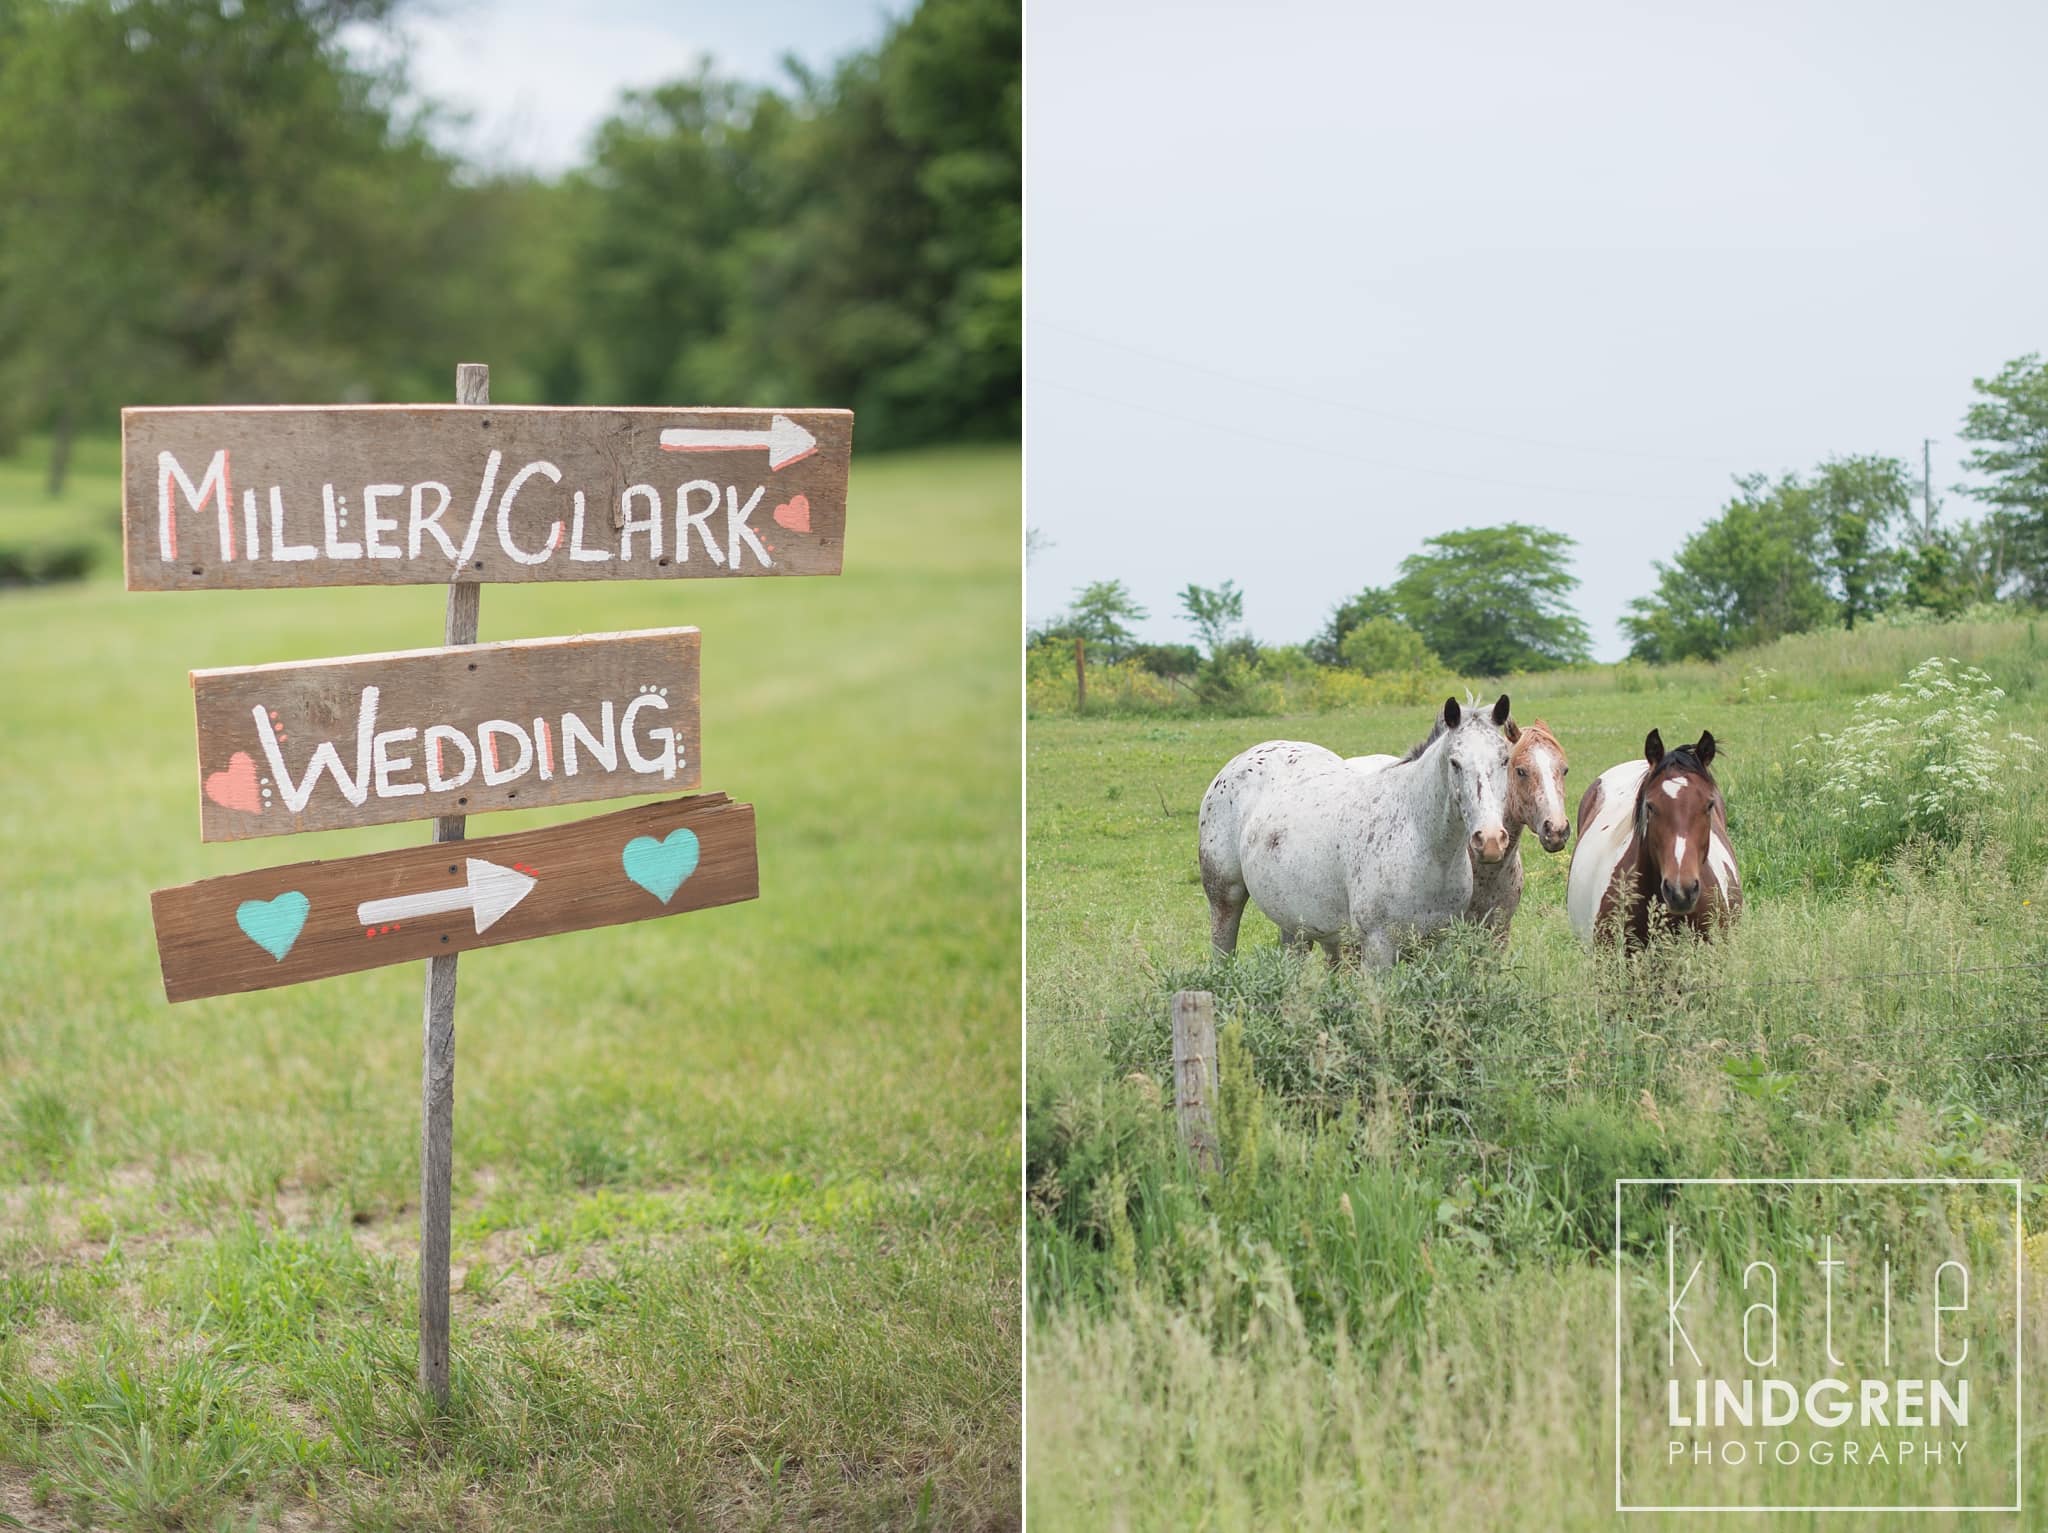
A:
[150, 792, 757, 1002]
[122, 405, 852, 591]
[192, 628, 701, 842]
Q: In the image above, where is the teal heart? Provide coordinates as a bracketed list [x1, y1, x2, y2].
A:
[623, 829, 700, 904]
[236, 891, 309, 962]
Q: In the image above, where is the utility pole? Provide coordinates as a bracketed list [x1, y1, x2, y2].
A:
[1923, 438, 1938, 537]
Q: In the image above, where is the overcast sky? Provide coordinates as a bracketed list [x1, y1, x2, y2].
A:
[356, 0, 901, 175]
[1025, 0, 2048, 660]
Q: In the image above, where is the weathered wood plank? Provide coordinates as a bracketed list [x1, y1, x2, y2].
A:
[122, 404, 851, 590]
[151, 794, 757, 1002]
[191, 628, 702, 841]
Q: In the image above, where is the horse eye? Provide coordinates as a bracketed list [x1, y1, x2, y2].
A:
[1516, 767, 1528, 779]
[1450, 759, 1463, 771]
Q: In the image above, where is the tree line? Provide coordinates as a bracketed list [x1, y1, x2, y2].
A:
[0, 0, 1019, 492]
[1033, 353, 2048, 676]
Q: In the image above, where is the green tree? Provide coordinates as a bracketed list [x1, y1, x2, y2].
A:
[571, 0, 1018, 448]
[1339, 615, 1438, 675]
[1066, 580, 1147, 658]
[1810, 454, 1910, 627]
[1959, 354, 2048, 600]
[1390, 524, 1590, 674]
[0, 0, 493, 491]
[1307, 585, 1400, 665]
[573, 71, 787, 407]
[1621, 475, 1833, 662]
[1178, 580, 1244, 657]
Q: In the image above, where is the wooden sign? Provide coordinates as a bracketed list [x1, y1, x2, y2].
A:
[150, 793, 757, 1002]
[190, 628, 701, 841]
[122, 404, 851, 591]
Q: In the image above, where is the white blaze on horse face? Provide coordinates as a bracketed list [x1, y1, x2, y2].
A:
[1662, 776, 1689, 799]
[1567, 759, 1649, 944]
[1522, 739, 1570, 846]
[1672, 835, 1688, 864]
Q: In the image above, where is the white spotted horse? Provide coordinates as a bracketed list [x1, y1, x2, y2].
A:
[1198, 695, 1513, 967]
[1350, 716, 1571, 940]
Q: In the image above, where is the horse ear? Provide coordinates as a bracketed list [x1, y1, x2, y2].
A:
[1443, 696, 1461, 729]
[1491, 694, 1511, 726]
[1696, 730, 1716, 767]
[1504, 720, 1521, 743]
[1644, 729, 1665, 767]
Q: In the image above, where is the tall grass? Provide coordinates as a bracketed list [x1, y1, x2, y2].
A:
[1027, 618, 2048, 1527]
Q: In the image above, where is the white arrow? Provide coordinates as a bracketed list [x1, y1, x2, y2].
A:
[658, 413, 817, 471]
[356, 857, 538, 935]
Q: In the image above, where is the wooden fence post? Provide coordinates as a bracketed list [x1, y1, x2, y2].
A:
[418, 361, 487, 1403]
[1172, 989, 1219, 1172]
[1075, 636, 1087, 714]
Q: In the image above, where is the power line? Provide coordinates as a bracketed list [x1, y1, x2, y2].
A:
[1030, 376, 1704, 504]
[1030, 317, 1780, 469]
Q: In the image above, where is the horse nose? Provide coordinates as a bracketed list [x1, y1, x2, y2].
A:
[1662, 878, 1701, 913]
[1472, 827, 1509, 863]
[1541, 819, 1568, 851]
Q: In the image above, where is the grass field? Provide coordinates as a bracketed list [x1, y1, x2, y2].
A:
[0, 436, 1021, 1529]
[1027, 622, 2048, 1528]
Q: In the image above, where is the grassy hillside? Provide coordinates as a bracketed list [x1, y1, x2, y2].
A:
[0, 439, 1021, 1529]
[1027, 620, 2048, 1528]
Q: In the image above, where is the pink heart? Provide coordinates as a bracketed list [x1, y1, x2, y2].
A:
[773, 494, 811, 534]
[205, 751, 262, 814]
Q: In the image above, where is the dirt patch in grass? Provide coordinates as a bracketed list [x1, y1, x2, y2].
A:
[20, 1309, 88, 1381]
[0, 1460, 66, 1531]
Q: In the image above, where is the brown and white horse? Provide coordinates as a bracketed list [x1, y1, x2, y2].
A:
[1350, 718, 1570, 937]
[1567, 729, 1741, 948]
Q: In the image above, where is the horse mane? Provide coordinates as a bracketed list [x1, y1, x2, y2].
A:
[1398, 717, 1447, 763]
[1399, 691, 1502, 762]
[1653, 742, 1713, 780]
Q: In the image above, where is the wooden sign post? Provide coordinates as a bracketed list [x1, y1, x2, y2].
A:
[420, 361, 484, 1405]
[125, 363, 851, 1403]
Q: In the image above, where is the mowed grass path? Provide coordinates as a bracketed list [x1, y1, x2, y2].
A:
[0, 442, 1020, 1529]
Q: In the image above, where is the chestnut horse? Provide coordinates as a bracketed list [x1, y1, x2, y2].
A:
[1350, 718, 1570, 938]
[1566, 729, 1741, 948]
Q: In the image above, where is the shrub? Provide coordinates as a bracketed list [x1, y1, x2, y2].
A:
[1339, 615, 1438, 676]
[1130, 643, 1199, 677]
[1800, 655, 2039, 854]
[0, 541, 97, 585]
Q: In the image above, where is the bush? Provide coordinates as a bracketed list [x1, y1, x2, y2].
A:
[0, 541, 97, 585]
[1130, 643, 1199, 677]
[1800, 655, 2039, 855]
[1339, 615, 1437, 676]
